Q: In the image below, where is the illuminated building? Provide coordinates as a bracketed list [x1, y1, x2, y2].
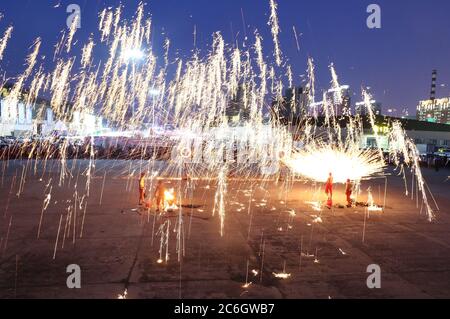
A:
[1, 85, 105, 137]
[327, 85, 351, 116]
[417, 97, 450, 125]
[355, 100, 382, 116]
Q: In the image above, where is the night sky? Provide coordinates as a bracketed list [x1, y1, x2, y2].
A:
[1, 0, 450, 116]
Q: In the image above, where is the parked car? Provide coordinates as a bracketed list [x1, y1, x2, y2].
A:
[0, 137, 8, 147]
[3, 136, 16, 145]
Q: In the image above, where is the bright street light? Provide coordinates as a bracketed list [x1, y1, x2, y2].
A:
[121, 48, 145, 61]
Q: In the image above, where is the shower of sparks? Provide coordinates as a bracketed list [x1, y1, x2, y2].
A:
[367, 187, 383, 212]
[157, 220, 170, 263]
[213, 167, 228, 237]
[0, 0, 438, 272]
[80, 37, 95, 69]
[0, 26, 13, 61]
[66, 15, 79, 53]
[389, 122, 435, 221]
[307, 57, 316, 111]
[293, 26, 301, 52]
[268, 0, 282, 66]
[37, 185, 52, 239]
[285, 144, 385, 184]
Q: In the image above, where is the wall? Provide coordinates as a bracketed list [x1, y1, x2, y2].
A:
[406, 130, 450, 147]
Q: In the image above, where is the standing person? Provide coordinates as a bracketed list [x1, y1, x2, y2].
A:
[427, 156, 433, 168]
[154, 180, 166, 213]
[345, 179, 353, 208]
[325, 173, 334, 208]
[139, 172, 146, 206]
[435, 156, 441, 172]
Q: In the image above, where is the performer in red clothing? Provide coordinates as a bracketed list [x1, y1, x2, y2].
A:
[325, 173, 333, 208]
[139, 172, 146, 206]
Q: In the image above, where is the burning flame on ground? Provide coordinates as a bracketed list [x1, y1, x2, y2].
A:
[164, 189, 178, 212]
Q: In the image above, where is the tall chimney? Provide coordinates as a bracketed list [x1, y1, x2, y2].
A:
[430, 69, 437, 100]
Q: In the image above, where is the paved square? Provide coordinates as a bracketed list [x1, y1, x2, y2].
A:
[0, 160, 449, 299]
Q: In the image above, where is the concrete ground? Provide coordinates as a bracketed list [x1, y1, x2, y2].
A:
[0, 160, 449, 299]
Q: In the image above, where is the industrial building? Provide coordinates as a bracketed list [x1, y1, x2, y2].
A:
[355, 99, 382, 116]
[359, 116, 450, 153]
[417, 97, 450, 125]
[417, 70, 450, 125]
[0, 85, 105, 137]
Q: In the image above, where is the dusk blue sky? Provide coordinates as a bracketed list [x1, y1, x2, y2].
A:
[1, 0, 450, 116]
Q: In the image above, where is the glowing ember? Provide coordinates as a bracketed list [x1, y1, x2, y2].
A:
[312, 216, 323, 224]
[306, 201, 322, 212]
[242, 282, 252, 289]
[368, 205, 383, 212]
[288, 209, 296, 217]
[273, 272, 291, 279]
[117, 289, 128, 299]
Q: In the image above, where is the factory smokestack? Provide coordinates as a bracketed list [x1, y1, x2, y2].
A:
[430, 69, 437, 101]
